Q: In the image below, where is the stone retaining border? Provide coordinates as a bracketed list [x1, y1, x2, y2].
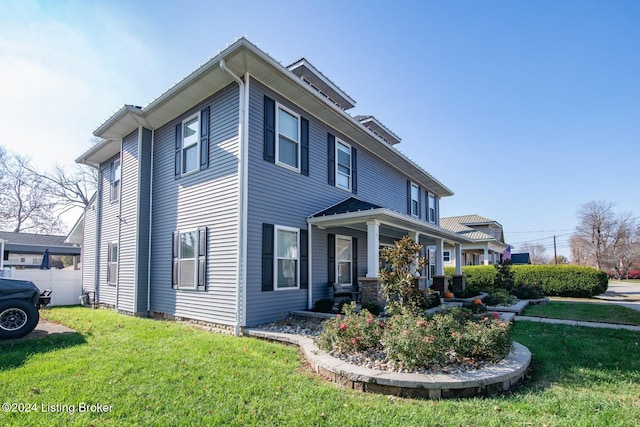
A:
[244, 328, 531, 399]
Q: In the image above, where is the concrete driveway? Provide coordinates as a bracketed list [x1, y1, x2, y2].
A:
[595, 280, 640, 311]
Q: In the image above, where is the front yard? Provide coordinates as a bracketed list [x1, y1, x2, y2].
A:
[1, 307, 639, 426]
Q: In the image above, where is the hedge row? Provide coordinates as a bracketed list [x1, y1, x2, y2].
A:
[443, 265, 609, 298]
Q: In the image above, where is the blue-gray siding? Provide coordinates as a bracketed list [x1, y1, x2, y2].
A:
[245, 79, 443, 325]
[149, 83, 240, 325]
[117, 129, 140, 313]
[135, 127, 153, 313]
[81, 198, 97, 293]
[98, 153, 122, 307]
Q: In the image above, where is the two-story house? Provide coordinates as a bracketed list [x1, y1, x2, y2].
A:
[77, 38, 470, 334]
[440, 215, 508, 266]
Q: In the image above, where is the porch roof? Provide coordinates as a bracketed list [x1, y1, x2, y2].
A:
[308, 198, 473, 245]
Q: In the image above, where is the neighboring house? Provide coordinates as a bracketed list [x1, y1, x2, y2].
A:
[0, 231, 81, 270]
[439, 215, 508, 266]
[510, 253, 531, 265]
[76, 38, 470, 333]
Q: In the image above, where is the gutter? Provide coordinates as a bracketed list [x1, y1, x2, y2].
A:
[220, 59, 247, 337]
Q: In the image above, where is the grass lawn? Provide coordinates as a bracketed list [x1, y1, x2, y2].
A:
[1, 307, 639, 426]
[524, 301, 640, 326]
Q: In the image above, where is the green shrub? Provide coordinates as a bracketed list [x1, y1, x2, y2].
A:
[445, 264, 608, 298]
[362, 301, 382, 316]
[445, 266, 496, 293]
[381, 308, 512, 368]
[510, 283, 544, 300]
[315, 302, 384, 354]
[313, 298, 334, 313]
[483, 289, 517, 306]
[512, 265, 608, 298]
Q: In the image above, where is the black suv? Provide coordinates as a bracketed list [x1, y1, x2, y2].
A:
[0, 278, 51, 339]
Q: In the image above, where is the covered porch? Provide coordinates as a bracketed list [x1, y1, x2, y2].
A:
[306, 198, 472, 308]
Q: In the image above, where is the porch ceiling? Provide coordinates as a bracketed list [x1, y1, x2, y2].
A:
[307, 208, 473, 245]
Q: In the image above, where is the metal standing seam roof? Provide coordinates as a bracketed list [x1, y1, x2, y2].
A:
[439, 216, 501, 242]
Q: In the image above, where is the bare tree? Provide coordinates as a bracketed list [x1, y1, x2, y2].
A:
[575, 201, 615, 270]
[26, 162, 97, 214]
[573, 201, 640, 278]
[0, 152, 63, 233]
[517, 242, 549, 264]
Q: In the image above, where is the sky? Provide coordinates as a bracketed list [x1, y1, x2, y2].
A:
[0, 0, 638, 259]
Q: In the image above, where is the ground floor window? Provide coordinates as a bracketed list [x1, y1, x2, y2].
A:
[443, 250, 451, 263]
[172, 228, 207, 291]
[276, 226, 299, 290]
[336, 235, 352, 286]
[107, 242, 118, 284]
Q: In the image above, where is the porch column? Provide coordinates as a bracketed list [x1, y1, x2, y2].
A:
[434, 238, 444, 276]
[366, 220, 380, 278]
[411, 231, 420, 275]
[483, 247, 489, 265]
[454, 243, 462, 275]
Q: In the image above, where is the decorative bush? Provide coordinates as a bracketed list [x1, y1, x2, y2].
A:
[382, 309, 512, 369]
[315, 302, 384, 354]
[379, 235, 429, 315]
[445, 265, 609, 298]
[510, 283, 544, 300]
[313, 298, 334, 313]
[512, 265, 608, 298]
[362, 301, 382, 316]
[483, 289, 517, 306]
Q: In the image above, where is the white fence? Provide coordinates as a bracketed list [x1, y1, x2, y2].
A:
[3, 268, 82, 306]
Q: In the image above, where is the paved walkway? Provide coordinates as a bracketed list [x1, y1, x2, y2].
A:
[514, 315, 640, 331]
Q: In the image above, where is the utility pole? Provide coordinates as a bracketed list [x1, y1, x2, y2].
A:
[554, 235, 558, 265]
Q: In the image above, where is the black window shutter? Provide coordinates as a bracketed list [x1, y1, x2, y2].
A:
[418, 186, 422, 219]
[351, 147, 358, 194]
[175, 123, 182, 178]
[301, 117, 309, 176]
[106, 243, 112, 283]
[300, 229, 308, 289]
[200, 107, 210, 170]
[262, 223, 274, 291]
[327, 133, 335, 186]
[172, 232, 179, 289]
[197, 227, 207, 291]
[406, 180, 411, 214]
[263, 96, 276, 163]
[352, 238, 358, 286]
[327, 233, 335, 284]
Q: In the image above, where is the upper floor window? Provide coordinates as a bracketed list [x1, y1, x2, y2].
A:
[410, 183, 420, 217]
[275, 226, 299, 290]
[428, 193, 436, 223]
[181, 113, 200, 175]
[336, 140, 352, 191]
[276, 104, 300, 172]
[175, 107, 210, 178]
[110, 159, 121, 202]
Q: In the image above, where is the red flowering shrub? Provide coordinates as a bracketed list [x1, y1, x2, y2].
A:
[315, 302, 384, 354]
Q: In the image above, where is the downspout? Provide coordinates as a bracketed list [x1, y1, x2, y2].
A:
[220, 58, 247, 336]
[307, 223, 313, 310]
[147, 129, 155, 315]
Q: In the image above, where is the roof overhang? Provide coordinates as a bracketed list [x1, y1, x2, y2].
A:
[308, 208, 473, 245]
[4, 243, 81, 256]
[77, 38, 453, 196]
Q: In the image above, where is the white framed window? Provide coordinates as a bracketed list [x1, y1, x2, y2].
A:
[336, 235, 352, 286]
[181, 113, 200, 175]
[110, 159, 121, 202]
[275, 226, 299, 290]
[410, 183, 420, 217]
[428, 193, 436, 223]
[107, 242, 118, 284]
[177, 230, 198, 289]
[443, 250, 451, 263]
[276, 104, 300, 172]
[336, 140, 352, 191]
